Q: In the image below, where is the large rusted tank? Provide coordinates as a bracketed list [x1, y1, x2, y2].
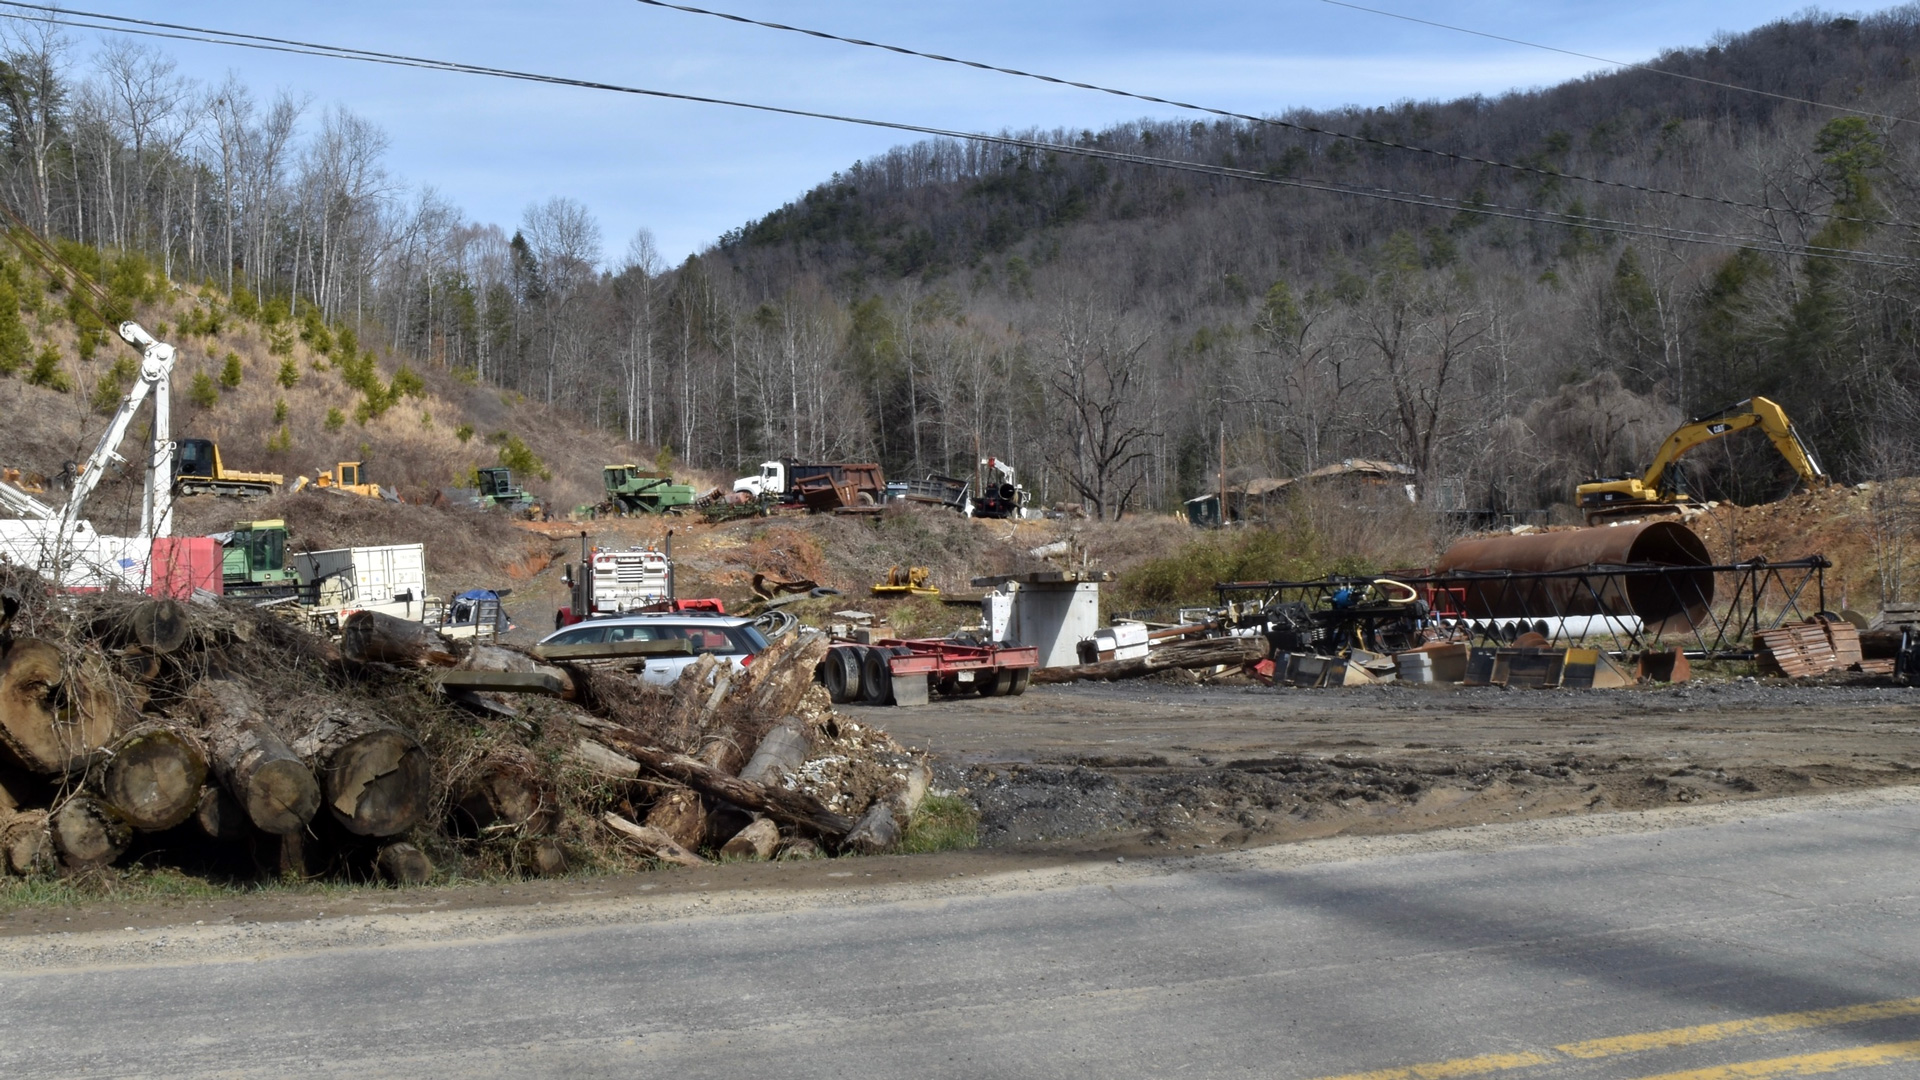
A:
[1434, 521, 1713, 631]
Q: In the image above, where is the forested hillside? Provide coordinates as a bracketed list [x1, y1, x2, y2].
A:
[4, 10, 1919, 518]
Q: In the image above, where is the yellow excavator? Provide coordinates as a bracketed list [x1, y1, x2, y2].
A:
[1576, 396, 1827, 524]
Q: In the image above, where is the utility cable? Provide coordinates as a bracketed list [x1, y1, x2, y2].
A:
[622, 0, 1913, 229]
[0, 3, 1912, 268]
[1317, 0, 1920, 129]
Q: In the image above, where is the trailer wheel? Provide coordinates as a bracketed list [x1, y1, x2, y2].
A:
[1008, 668, 1031, 696]
[979, 668, 1016, 697]
[823, 646, 861, 704]
[859, 647, 893, 705]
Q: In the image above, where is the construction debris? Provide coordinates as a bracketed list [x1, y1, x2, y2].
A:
[0, 564, 929, 884]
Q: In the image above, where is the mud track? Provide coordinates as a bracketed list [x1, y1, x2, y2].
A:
[881, 679, 1920, 852]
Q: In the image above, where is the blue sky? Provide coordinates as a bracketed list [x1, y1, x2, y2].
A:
[49, 1, 1873, 262]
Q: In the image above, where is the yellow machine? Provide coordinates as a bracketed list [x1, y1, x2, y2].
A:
[1576, 396, 1827, 523]
[293, 461, 387, 499]
[174, 438, 282, 498]
[871, 565, 939, 598]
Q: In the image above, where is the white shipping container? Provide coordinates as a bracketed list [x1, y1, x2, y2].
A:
[295, 543, 427, 611]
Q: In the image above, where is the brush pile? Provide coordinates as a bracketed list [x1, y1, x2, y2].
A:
[0, 566, 930, 884]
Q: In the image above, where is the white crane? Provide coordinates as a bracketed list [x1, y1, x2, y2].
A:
[60, 321, 177, 539]
[0, 322, 175, 589]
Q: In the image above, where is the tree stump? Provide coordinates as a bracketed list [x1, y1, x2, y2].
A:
[197, 681, 321, 836]
[50, 794, 131, 868]
[0, 640, 124, 774]
[92, 723, 208, 831]
[376, 842, 434, 885]
[296, 708, 430, 837]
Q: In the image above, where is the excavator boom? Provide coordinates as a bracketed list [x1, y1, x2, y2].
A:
[1577, 396, 1826, 522]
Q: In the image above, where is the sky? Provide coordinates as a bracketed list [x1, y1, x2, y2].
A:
[30, 1, 1879, 263]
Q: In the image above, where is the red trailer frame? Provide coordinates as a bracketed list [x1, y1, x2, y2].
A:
[822, 638, 1038, 706]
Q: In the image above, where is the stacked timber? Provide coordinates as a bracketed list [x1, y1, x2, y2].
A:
[0, 567, 932, 883]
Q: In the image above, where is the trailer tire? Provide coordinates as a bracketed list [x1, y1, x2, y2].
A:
[859, 647, 893, 705]
[823, 646, 862, 704]
[979, 668, 1016, 697]
[1008, 668, 1031, 696]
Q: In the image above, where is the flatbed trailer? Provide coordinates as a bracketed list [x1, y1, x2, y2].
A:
[820, 638, 1038, 706]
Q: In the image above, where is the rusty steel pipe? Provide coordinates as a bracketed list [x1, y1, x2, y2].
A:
[1435, 521, 1714, 631]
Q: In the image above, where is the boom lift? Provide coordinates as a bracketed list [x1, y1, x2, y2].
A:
[1576, 396, 1827, 524]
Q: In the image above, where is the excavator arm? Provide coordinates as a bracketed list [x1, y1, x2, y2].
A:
[1638, 396, 1825, 499]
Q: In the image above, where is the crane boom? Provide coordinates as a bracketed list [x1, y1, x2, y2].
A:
[62, 321, 176, 539]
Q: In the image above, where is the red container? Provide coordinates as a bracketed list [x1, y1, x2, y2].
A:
[150, 537, 223, 599]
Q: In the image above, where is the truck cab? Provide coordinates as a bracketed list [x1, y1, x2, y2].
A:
[733, 461, 785, 498]
[220, 519, 300, 598]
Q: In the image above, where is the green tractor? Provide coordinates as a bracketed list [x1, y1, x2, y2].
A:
[220, 519, 302, 600]
[602, 464, 697, 515]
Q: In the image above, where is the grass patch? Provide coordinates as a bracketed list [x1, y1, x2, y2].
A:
[901, 794, 979, 853]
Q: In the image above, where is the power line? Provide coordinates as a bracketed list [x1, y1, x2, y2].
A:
[1317, 0, 1920, 129]
[622, 0, 1912, 229]
[0, 3, 1912, 268]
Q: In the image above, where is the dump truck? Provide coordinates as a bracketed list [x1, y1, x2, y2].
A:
[602, 465, 697, 514]
[733, 460, 886, 511]
[887, 474, 971, 513]
[174, 438, 282, 498]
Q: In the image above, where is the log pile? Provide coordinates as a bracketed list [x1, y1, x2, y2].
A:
[0, 566, 932, 884]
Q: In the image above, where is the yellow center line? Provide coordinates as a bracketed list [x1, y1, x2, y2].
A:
[1622, 1039, 1920, 1079]
[1559, 997, 1920, 1059]
[1302, 996, 1920, 1080]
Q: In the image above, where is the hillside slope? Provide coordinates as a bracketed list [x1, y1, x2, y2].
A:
[0, 243, 715, 534]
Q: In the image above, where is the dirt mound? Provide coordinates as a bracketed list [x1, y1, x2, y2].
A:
[1688, 480, 1917, 612]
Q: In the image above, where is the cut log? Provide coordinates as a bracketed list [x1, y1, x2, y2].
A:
[737, 720, 811, 785]
[341, 610, 461, 668]
[0, 639, 124, 774]
[452, 748, 553, 834]
[92, 722, 208, 831]
[50, 794, 131, 868]
[844, 800, 902, 854]
[749, 634, 830, 716]
[603, 812, 709, 866]
[720, 817, 779, 860]
[126, 598, 190, 655]
[376, 842, 435, 885]
[779, 836, 822, 860]
[461, 645, 576, 700]
[0, 808, 51, 875]
[196, 681, 320, 836]
[194, 784, 249, 842]
[643, 788, 707, 851]
[295, 708, 430, 837]
[600, 735, 857, 840]
[1030, 636, 1266, 683]
[517, 837, 568, 877]
[568, 739, 641, 778]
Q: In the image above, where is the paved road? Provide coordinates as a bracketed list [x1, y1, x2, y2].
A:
[6, 792, 1920, 1079]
